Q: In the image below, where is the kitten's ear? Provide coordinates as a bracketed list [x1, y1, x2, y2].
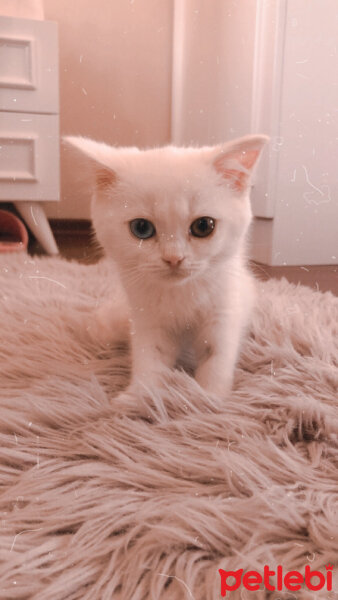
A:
[64, 136, 117, 189]
[212, 134, 269, 193]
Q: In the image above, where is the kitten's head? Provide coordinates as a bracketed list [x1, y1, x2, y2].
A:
[65, 135, 268, 288]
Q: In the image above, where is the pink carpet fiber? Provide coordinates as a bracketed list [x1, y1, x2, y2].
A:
[0, 253, 337, 599]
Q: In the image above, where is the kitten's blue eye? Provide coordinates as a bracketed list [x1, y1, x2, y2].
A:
[130, 218, 156, 239]
[190, 217, 215, 238]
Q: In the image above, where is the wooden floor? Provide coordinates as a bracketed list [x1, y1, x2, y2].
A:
[29, 220, 104, 264]
[29, 220, 338, 296]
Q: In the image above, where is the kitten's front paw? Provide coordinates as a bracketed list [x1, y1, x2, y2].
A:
[195, 362, 233, 398]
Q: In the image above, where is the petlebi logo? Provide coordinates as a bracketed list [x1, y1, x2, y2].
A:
[218, 564, 334, 596]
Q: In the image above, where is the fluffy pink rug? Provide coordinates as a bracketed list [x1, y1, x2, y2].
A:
[0, 253, 337, 600]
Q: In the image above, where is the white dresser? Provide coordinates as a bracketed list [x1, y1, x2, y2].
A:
[0, 15, 59, 254]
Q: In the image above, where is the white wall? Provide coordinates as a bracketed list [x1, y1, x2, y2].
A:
[171, 0, 338, 265]
[171, 0, 257, 145]
[43, 0, 173, 219]
[257, 0, 338, 265]
[44, 0, 256, 219]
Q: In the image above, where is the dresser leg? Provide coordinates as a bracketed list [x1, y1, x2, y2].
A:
[14, 202, 59, 255]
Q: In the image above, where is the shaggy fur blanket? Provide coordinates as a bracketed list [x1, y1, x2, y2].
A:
[0, 253, 337, 600]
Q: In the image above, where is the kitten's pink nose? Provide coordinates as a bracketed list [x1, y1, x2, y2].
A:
[162, 255, 184, 268]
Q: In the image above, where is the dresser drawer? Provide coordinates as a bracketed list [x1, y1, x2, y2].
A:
[0, 16, 58, 114]
[0, 111, 59, 202]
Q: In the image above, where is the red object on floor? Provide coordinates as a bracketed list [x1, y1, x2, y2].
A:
[0, 209, 28, 252]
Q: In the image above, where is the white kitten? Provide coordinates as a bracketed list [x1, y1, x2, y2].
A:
[66, 135, 268, 396]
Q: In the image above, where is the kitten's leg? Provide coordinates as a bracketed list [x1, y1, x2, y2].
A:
[86, 285, 130, 344]
[129, 321, 177, 389]
[194, 315, 247, 397]
[194, 271, 255, 397]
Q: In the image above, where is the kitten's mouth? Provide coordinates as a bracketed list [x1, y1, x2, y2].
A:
[164, 268, 191, 282]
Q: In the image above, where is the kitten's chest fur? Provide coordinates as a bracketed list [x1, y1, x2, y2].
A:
[144, 287, 212, 374]
[127, 259, 253, 364]
[130, 270, 219, 330]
